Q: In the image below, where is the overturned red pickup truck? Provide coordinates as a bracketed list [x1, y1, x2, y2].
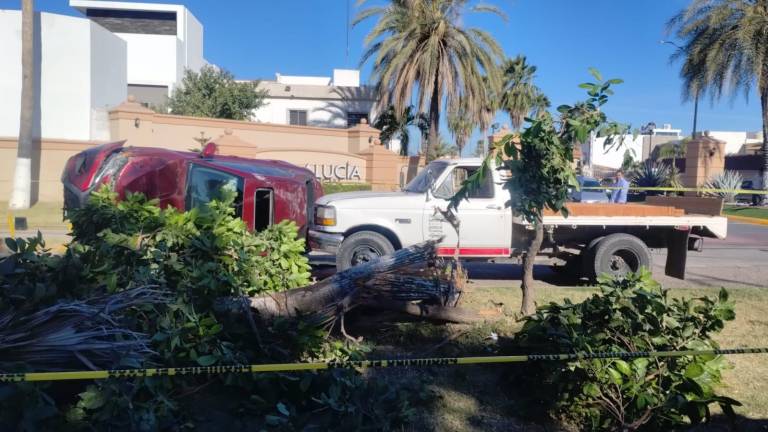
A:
[61, 141, 323, 235]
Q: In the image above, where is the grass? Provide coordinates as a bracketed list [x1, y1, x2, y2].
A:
[724, 205, 768, 220]
[357, 283, 768, 430]
[321, 182, 372, 194]
[0, 201, 68, 229]
[0, 202, 70, 255]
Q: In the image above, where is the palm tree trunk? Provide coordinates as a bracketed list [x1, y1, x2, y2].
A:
[520, 217, 543, 316]
[9, 0, 35, 211]
[427, 76, 440, 162]
[761, 78, 768, 195]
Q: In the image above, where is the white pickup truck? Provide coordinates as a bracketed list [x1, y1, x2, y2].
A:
[309, 158, 728, 280]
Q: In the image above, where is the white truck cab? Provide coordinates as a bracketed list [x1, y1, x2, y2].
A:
[309, 158, 728, 280]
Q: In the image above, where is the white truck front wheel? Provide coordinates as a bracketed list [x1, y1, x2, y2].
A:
[336, 231, 395, 271]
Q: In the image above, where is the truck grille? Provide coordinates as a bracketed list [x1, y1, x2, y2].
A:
[305, 180, 314, 238]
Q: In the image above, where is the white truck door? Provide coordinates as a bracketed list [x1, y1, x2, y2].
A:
[427, 165, 511, 257]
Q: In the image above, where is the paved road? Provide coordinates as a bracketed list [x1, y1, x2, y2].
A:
[461, 221, 768, 288]
[4, 222, 767, 288]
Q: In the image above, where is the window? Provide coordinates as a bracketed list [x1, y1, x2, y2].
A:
[347, 112, 369, 127]
[253, 189, 274, 231]
[288, 110, 308, 126]
[186, 165, 244, 217]
[433, 166, 494, 200]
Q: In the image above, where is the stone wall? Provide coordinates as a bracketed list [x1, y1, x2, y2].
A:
[1, 98, 422, 202]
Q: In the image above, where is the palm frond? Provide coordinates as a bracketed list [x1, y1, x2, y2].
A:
[0, 287, 168, 372]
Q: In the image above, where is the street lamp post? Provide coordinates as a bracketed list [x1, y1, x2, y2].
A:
[661, 40, 699, 138]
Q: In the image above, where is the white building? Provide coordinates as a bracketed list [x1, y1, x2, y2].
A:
[252, 69, 378, 129]
[0, 10, 127, 141]
[0, 1, 206, 142]
[71, 0, 207, 106]
[706, 131, 764, 155]
[582, 133, 645, 174]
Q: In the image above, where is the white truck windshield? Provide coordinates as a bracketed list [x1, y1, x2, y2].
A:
[403, 161, 449, 193]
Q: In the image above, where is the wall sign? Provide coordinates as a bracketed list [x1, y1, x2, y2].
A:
[305, 162, 362, 181]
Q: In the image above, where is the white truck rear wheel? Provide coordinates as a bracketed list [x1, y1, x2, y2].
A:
[591, 234, 652, 279]
[336, 231, 395, 271]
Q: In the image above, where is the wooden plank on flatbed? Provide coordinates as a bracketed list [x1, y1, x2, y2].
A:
[645, 196, 723, 216]
[544, 203, 685, 217]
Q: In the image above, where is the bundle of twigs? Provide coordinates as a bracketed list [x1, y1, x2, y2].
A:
[0, 287, 168, 372]
[219, 240, 477, 329]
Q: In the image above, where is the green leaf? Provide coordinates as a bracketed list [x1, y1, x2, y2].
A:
[588, 67, 603, 82]
[684, 363, 705, 379]
[276, 402, 290, 416]
[4, 237, 17, 252]
[607, 368, 623, 385]
[614, 360, 632, 376]
[583, 383, 601, 397]
[196, 355, 217, 366]
[78, 388, 106, 410]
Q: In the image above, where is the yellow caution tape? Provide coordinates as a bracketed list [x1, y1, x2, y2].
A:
[6, 211, 14, 238]
[582, 186, 768, 194]
[2, 347, 766, 383]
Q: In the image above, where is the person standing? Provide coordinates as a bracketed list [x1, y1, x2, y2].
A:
[611, 170, 630, 203]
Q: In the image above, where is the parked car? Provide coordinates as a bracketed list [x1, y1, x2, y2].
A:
[309, 158, 728, 279]
[570, 176, 610, 203]
[736, 180, 765, 206]
[62, 141, 323, 235]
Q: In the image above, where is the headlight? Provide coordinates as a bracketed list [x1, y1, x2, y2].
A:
[315, 205, 336, 226]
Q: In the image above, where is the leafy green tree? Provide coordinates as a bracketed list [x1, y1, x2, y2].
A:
[428, 135, 458, 160]
[477, 73, 503, 157]
[500, 55, 550, 130]
[355, 0, 504, 161]
[473, 139, 486, 157]
[373, 105, 428, 156]
[451, 70, 628, 315]
[668, 0, 768, 190]
[447, 101, 474, 157]
[168, 65, 266, 120]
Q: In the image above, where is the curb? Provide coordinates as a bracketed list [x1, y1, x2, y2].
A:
[726, 214, 768, 226]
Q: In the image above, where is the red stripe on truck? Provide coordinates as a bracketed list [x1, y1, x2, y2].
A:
[437, 247, 510, 256]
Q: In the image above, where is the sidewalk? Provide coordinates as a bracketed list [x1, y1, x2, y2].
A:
[726, 214, 768, 226]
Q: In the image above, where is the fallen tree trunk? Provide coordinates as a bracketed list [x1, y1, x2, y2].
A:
[217, 240, 475, 325]
[359, 299, 479, 324]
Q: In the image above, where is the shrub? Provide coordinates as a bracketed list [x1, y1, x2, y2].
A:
[322, 182, 372, 194]
[508, 270, 738, 431]
[705, 170, 743, 203]
[0, 187, 424, 430]
[631, 160, 680, 190]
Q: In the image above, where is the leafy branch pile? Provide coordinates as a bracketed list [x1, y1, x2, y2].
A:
[508, 270, 739, 431]
[0, 188, 425, 430]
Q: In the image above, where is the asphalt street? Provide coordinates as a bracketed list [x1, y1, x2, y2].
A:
[3, 221, 767, 289]
[460, 221, 768, 289]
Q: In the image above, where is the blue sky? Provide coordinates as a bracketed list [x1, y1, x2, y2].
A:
[36, 0, 763, 155]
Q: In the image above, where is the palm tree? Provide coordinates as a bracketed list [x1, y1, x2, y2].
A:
[427, 134, 458, 160]
[447, 101, 474, 157]
[355, 0, 504, 161]
[477, 72, 502, 157]
[9, 0, 35, 210]
[373, 105, 427, 156]
[500, 55, 549, 130]
[668, 0, 768, 190]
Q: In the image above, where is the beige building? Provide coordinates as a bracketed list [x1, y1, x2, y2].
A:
[0, 97, 421, 203]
